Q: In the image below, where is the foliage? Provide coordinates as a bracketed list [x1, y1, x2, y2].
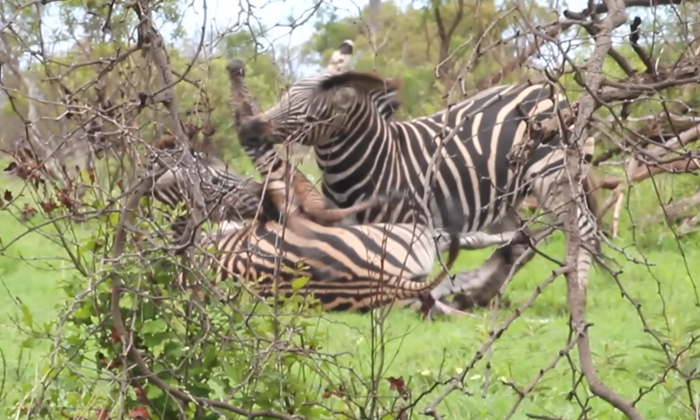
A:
[3, 173, 700, 420]
[2, 0, 700, 419]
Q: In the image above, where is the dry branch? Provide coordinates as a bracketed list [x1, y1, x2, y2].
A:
[0, 27, 70, 188]
[558, 0, 644, 416]
[127, 0, 207, 252]
[661, 191, 700, 225]
[475, 0, 684, 89]
[103, 1, 286, 417]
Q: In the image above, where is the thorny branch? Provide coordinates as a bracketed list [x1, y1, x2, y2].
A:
[473, 0, 684, 89]
[109, 180, 303, 420]
[560, 0, 643, 414]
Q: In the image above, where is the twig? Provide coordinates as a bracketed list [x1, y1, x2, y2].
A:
[612, 190, 624, 238]
[474, 0, 684, 89]
[423, 266, 572, 419]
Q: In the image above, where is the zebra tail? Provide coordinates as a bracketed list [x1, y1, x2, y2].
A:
[581, 171, 608, 264]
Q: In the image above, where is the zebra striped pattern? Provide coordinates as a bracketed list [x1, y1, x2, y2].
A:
[231, 43, 602, 297]
[211, 205, 466, 313]
[207, 118, 470, 314]
[143, 136, 263, 242]
[226, 57, 522, 253]
[202, 61, 529, 315]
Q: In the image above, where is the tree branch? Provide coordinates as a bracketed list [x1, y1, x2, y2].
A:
[563, 0, 644, 416]
[128, 0, 207, 252]
[475, 0, 684, 89]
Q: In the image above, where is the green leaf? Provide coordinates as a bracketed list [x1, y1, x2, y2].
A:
[20, 303, 33, 328]
[79, 169, 91, 184]
[73, 301, 94, 321]
[109, 212, 120, 228]
[188, 383, 212, 398]
[147, 386, 164, 400]
[164, 341, 184, 359]
[21, 337, 36, 349]
[141, 318, 167, 334]
[291, 276, 309, 292]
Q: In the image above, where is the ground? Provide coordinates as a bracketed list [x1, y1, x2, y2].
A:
[1, 166, 699, 420]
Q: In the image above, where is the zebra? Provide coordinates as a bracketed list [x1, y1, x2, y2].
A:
[142, 134, 265, 248]
[209, 192, 468, 315]
[206, 111, 478, 316]
[204, 61, 530, 316]
[151, 125, 476, 315]
[226, 40, 602, 307]
[225, 57, 523, 254]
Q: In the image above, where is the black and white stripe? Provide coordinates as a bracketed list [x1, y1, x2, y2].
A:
[231, 43, 601, 296]
[143, 144, 263, 242]
[208, 118, 475, 314]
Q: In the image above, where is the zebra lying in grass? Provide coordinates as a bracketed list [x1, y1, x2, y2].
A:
[146, 137, 477, 315]
[206, 117, 477, 316]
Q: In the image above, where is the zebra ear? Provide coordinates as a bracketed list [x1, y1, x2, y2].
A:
[333, 87, 357, 110]
[155, 133, 178, 150]
[319, 71, 402, 114]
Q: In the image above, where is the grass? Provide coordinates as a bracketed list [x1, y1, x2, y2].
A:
[1, 163, 700, 420]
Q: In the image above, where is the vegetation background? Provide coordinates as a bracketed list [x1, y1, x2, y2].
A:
[0, 0, 699, 419]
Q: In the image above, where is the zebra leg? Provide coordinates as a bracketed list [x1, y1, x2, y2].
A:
[448, 209, 534, 309]
[433, 229, 530, 253]
[453, 240, 535, 310]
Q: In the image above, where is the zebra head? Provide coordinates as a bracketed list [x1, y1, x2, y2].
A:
[227, 40, 402, 148]
[256, 70, 403, 147]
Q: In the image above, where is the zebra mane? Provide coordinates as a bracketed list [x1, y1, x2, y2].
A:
[317, 71, 402, 95]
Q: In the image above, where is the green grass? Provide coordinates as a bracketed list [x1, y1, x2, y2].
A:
[1, 164, 700, 420]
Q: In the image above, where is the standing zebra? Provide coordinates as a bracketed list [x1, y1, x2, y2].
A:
[219, 59, 530, 315]
[227, 42, 602, 305]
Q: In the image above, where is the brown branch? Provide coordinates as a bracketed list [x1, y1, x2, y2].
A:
[108, 176, 301, 420]
[433, 0, 464, 81]
[562, 0, 644, 415]
[424, 266, 572, 419]
[0, 24, 70, 188]
[662, 191, 700, 225]
[643, 122, 700, 158]
[475, 0, 684, 89]
[128, 0, 206, 252]
[579, 18, 636, 77]
[629, 16, 654, 74]
[509, 55, 700, 170]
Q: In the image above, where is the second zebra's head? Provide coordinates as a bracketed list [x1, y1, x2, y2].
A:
[263, 71, 403, 146]
[226, 39, 403, 148]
